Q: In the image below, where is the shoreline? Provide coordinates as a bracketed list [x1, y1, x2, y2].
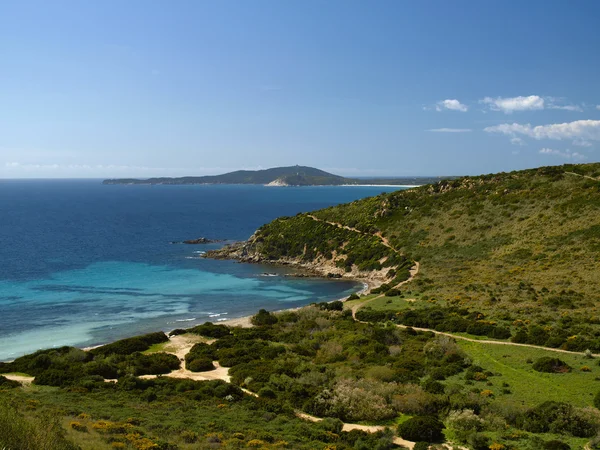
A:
[3, 272, 372, 362]
[215, 280, 370, 329]
[77, 280, 370, 353]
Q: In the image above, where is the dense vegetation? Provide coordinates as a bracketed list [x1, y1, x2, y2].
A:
[3, 303, 600, 448]
[0, 332, 180, 385]
[242, 214, 413, 279]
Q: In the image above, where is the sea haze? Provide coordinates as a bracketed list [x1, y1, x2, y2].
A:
[0, 180, 407, 360]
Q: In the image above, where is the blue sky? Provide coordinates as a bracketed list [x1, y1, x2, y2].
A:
[1, 0, 599, 178]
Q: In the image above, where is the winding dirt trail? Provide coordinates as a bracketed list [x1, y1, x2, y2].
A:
[306, 214, 399, 252]
[137, 333, 419, 448]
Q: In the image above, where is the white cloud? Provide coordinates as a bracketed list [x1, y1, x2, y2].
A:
[481, 95, 545, 113]
[484, 120, 600, 143]
[597, 105, 600, 110]
[510, 137, 525, 146]
[427, 128, 472, 133]
[572, 138, 592, 147]
[548, 104, 583, 112]
[435, 99, 468, 112]
[539, 148, 587, 161]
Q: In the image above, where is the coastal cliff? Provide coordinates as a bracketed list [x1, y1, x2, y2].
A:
[205, 213, 414, 289]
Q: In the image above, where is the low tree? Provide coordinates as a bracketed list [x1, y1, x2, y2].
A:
[251, 309, 278, 326]
[397, 416, 444, 442]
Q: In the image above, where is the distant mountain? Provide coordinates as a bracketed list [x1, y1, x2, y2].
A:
[102, 166, 449, 186]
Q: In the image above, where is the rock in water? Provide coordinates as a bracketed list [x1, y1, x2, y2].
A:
[183, 237, 222, 244]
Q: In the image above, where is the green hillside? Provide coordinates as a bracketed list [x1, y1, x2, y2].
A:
[237, 163, 600, 351]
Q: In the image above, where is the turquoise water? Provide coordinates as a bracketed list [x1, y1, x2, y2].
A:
[0, 180, 406, 360]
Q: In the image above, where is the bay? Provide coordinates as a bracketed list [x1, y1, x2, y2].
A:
[0, 180, 407, 360]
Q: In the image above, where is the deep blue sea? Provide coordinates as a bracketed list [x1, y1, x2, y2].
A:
[0, 180, 406, 360]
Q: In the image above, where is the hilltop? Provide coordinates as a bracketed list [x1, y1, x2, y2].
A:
[211, 162, 600, 352]
[102, 165, 446, 186]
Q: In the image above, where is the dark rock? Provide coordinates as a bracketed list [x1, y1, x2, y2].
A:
[182, 237, 223, 244]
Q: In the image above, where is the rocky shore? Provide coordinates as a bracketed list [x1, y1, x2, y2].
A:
[204, 239, 390, 291]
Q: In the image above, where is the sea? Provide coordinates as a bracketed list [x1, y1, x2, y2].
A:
[0, 180, 407, 361]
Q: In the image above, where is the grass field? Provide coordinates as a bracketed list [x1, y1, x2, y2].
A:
[455, 340, 599, 408]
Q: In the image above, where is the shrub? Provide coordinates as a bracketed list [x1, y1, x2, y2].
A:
[130, 352, 180, 376]
[422, 379, 445, 394]
[69, 421, 87, 432]
[469, 433, 491, 450]
[90, 332, 168, 356]
[251, 309, 278, 326]
[0, 375, 21, 389]
[187, 358, 215, 372]
[347, 293, 360, 301]
[187, 322, 231, 338]
[445, 409, 482, 442]
[397, 416, 445, 442]
[413, 443, 429, 450]
[521, 401, 597, 437]
[532, 357, 571, 373]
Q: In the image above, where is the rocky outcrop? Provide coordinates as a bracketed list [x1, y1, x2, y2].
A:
[171, 237, 224, 244]
[204, 238, 391, 289]
[265, 177, 289, 186]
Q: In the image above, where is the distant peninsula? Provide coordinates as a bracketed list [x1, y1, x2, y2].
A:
[102, 165, 449, 186]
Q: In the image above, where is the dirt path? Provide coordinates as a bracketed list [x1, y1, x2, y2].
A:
[306, 214, 365, 236]
[306, 214, 399, 252]
[3, 374, 34, 385]
[139, 361, 231, 383]
[138, 334, 231, 383]
[139, 332, 419, 446]
[565, 171, 600, 181]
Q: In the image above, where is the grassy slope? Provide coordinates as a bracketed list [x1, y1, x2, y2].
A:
[257, 163, 600, 348]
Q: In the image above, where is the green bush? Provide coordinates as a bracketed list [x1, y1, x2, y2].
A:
[532, 357, 572, 373]
[90, 332, 168, 356]
[0, 375, 21, 389]
[521, 401, 596, 437]
[187, 358, 215, 372]
[397, 416, 445, 442]
[130, 352, 180, 376]
[251, 309, 278, 326]
[187, 322, 231, 338]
